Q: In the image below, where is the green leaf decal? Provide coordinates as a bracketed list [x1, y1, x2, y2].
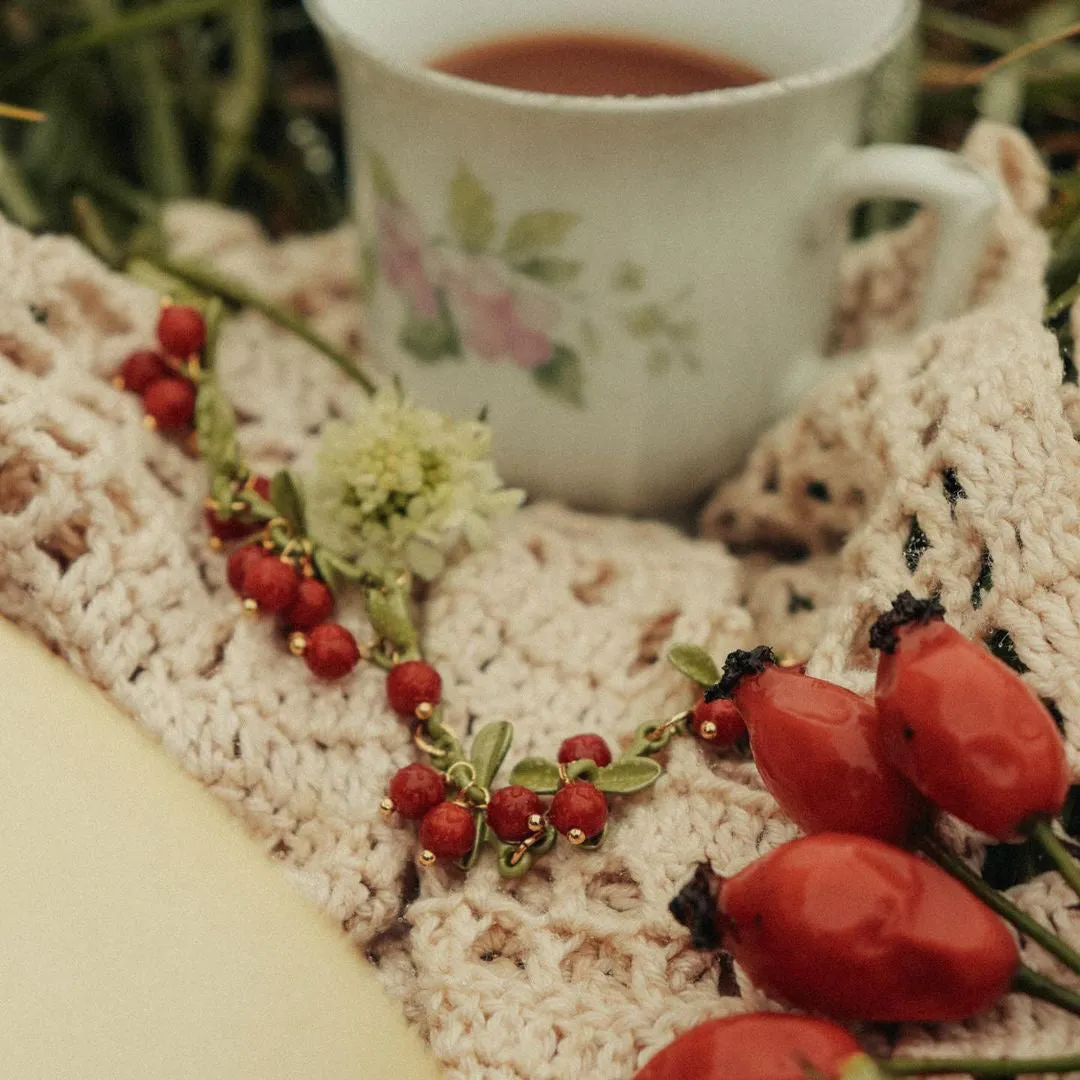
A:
[399, 291, 461, 363]
[449, 163, 495, 253]
[312, 548, 342, 594]
[508, 756, 560, 794]
[459, 818, 487, 871]
[369, 151, 400, 204]
[469, 720, 514, 790]
[532, 344, 584, 408]
[194, 373, 239, 477]
[513, 256, 582, 285]
[502, 210, 579, 259]
[667, 643, 720, 687]
[270, 469, 306, 534]
[364, 585, 419, 654]
[593, 758, 662, 795]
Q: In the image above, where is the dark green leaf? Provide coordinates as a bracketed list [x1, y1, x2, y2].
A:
[449, 163, 495, 253]
[270, 469, 306, 534]
[365, 585, 419, 654]
[194, 373, 239, 477]
[667, 643, 720, 687]
[312, 548, 342, 595]
[469, 720, 514, 790]
[239, 491, 277, 521]
[459, 818, 487, 871]
[502, 211, 579, 259]
[593, 757, 662, 794]
[512, 256, 582, 284]
[508, 757, 560, 794]
[532, 344, 584, 408]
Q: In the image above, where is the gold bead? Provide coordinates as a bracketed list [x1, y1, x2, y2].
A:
[379, 797, 395, 818]
[207, 536, 223, 553]
[203, 496, 219, 512]
[242, 597, 259, 616]
[142, 414, 157, 431]
[415, 701, 434, 721]
[302, 560, 315, 579]
[111, 376, 125, 391]
[288, 632, 307, 656]
[701, 720, 718, 740]
[418, 849, 437, 868]
[567, 828, 587, 846]
[527, 813, 544, 833]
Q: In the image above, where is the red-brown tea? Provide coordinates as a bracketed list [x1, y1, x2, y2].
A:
[428, 30, 768, 97]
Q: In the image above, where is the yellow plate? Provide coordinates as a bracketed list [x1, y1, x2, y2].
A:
[0, 617, 440, 1080]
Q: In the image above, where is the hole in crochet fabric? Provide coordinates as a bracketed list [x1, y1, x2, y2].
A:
[28, 303, 48, 325]
[717, 951, 740, 997]
[846, 488, 865, 507]
[763, 461, 779, 492]
[942, 468, 967, 509]
[37, 515, 90, 571]
[854, 371, 878, 402]
[1048, 310, 1077, 384]
[821, 527, 847, 555]
[585, 870, 644, 913]
[559, 939, 633, 988]
[572, 560, 616, 606]
[526, 536, 547, 564]
[985, 628, 1028, 673]
[0, 451, 41, 513]
[787, 588, 815, 615]
[0, 334, 51, 374]
[629, 609, 680, 674]
[971, 548, 993, 609]
[664, 949, 716, 994]
[805, 481, 830, 502]
[903, 516, 930, 572]
[473, 925, 527, 971]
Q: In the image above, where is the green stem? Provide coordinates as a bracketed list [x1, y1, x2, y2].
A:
[0, 0, 231, 93]
[1047, 278, 1080, 321]
[920, 836, 1080, 976]
[1013, 962, 1080, 1017]
[1030, 817, 1080, 902]
[133, 253, 378, 395]
[921, 8, 1019, 53]
[881, 1050, 1080, 1076]
[72, 193, 123, 268]
[0, 140, 44, 230]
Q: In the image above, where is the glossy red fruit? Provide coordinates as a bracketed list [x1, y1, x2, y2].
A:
[671, 833, 1019, 1022]
[486, 785, 545, 843]
[419, 801, 476, 860]
[690, 697, 746, 746]
[116, 349, 168, 394]
[870, 592, 1069, 841]
[713, 646, 927, 845]
[386, 659, 442, 717]
[303, 623, 360, 680]
[632, 1012, 862, 1080]
[285, 578, 335, 632]
[548, 782, 607, 840]
[242, 556, 299, 614]
[156, 304, 206, 356]
[388, 763, 446, 820]
[143, 377, 196, 431]
[557, 733, 612, 768]
[226, 544, 265, 594]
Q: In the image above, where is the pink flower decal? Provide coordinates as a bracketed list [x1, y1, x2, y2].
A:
[376, 201, 439, 319]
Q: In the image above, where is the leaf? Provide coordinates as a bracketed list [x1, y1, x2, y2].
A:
[593, 758, 662, 795]
[495, 841, 534, 878]
[240, 492, 277, 521]
[194, 374, 239, 477]
[312, 548, 342, 595]
[469, 720, 514, 789]
[667, 643, 720, 687]
[449, 163, 495, 253]
[459, 818, 487, 871]
[399, 291, 461, 363]
[508, 756, 560, 794]
[532, 344, 584, 408]
[365, 586, 419, 654]
[512, 256, 582, 285]
[502, 211, 579, 259]
[369, 151, 400, 204]
[270, 470, 306, 534]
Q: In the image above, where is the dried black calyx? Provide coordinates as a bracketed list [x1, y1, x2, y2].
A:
[868, 591, 945, 654]
[670, 863, 724, 950]
[705, 645, 776, 701]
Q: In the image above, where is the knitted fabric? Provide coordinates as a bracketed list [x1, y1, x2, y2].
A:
[1, 120, 1077, 1078]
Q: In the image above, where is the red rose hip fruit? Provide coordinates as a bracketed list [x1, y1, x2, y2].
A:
[388, 764, 446, 820]
[557, 733, 612, 767]
[303, 623, 360, 680]
[419, 802, 476, 861]
[156, 304, 207, 356]
[227, 543, 265, 594]
[143, 377, 196, 431]
[286, 578, 335, 632]
[116, 349, 168, 394]
[242, 556, 299, 614]
[548, 782, 607, 842]
[386, 659, 442, 717]
[487, 785, 545, 842]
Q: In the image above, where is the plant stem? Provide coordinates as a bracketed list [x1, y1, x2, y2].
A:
[921, 8, 1019, 53]
[920, 836, 1080, 976]
[1013, 962, 1080, 1017]
[0, 141, 44, 230]
[881, 1050, 1080, 1076]
[1047, 278, 1080, 321]
[0, 0, 230, 93]
[134, 253, 378, 395]
[1030, 816, 1080, 902]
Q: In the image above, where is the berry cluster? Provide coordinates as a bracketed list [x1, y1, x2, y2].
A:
[114, 304, 206, 434]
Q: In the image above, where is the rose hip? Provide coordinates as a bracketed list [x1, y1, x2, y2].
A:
[388, 764, 446, 820]
[486, 785, 545, 843]
[115, 349, 168, 394]
[419, 801, 476, 861]
[227, 543, 265, 594]
[557, 733, 612, 768]
[143, 377, 196, 431]
[303, 623, 360, 680]
[548, 782, 607, 841]
[285, 578, 335, 632]
[242, 556, 299, 614]
[157, 304, 206, 356]
[386, 659, 442, 717]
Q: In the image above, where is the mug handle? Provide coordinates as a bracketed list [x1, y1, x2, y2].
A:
[809, 144, 1000, 329]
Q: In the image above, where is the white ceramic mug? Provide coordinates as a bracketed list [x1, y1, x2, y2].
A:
[307, 0, 998, 515]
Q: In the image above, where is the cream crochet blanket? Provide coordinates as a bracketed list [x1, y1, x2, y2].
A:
[2, 121, 1078, 1078]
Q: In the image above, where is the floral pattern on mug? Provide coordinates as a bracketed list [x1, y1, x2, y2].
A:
[366, 152, 700, 406]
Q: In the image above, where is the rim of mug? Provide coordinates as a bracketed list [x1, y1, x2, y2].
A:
[304, 0, 919, 113]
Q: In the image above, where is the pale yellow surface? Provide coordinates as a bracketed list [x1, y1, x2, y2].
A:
[0, 617, 441, 1080]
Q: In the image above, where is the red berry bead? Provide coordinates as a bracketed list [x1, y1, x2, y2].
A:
[557, 733, 612, 768]
[386, 659, 442, 717]
[143, 377, 196, 431]
[419, 801, 476, 861]
[242, 556, 299, 614]
[388, 763, 446, 820]
[548, 782, 608, 843]
[486, 785, 546, 843]
[227, 543, 265, 594]
[286, 578, 335, 632]
[115, 349, 168, 394]
[691, 697, 746, 745]
[206, 508, 257, 541]
[157, 304, 206, 357]
[303, 622, 360, 680]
